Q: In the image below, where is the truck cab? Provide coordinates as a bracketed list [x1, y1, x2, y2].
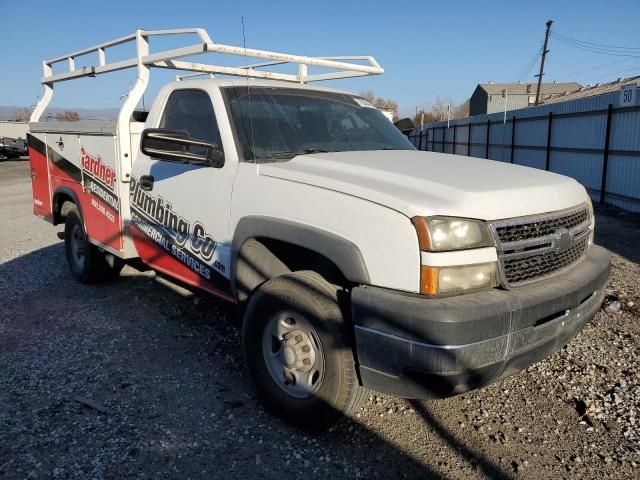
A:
[28, 28, 610, 429]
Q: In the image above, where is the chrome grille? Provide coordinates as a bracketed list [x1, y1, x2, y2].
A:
[495, 208, 588, 243]
[490, 204, 591, 288]
[502, 235, 589, 285]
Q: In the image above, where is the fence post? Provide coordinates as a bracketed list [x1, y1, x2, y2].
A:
[485, 119, 491, 159]
[467, 123, 472, 156]
[419, 129, 424, 151]
[545, 112, 553, 171]
[600, 104, 613, 204]
[452, 124, 457, 154]
[510, 115, 516, 163]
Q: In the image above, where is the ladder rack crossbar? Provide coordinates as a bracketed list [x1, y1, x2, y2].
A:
[44, 28, 212, 65]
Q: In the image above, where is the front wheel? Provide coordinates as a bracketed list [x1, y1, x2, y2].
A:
[242, 271, 369, 429]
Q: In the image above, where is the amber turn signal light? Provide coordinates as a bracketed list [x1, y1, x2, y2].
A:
[411, 217, 431, 251]
[420, 265, 439, 295]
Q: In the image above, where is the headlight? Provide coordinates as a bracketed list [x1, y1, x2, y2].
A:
[586, 198, 595, 245]
[412, 216, 493, 251]
[412, 216, 498, 296]
[420, 262, 500, 296]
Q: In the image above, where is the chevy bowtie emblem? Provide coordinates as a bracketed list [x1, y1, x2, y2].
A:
[30, 168, 36, 180]
[552, 229, 573, 253]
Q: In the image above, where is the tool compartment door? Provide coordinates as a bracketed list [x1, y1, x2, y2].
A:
[77, 136, 123, 251]
[27, 133, 52, 219]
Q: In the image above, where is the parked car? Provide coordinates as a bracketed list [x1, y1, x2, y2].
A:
[0, 136, 27, 159]
[27, 28, 611, 429]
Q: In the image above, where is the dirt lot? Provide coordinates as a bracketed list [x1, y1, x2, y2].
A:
[1, 159, 638, 479]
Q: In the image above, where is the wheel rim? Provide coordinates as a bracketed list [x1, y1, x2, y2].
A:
[70, 224, 87, 270]
[261, 310, 325, 399]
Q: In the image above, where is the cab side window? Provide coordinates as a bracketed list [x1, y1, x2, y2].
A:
[160, 89, 222, 148]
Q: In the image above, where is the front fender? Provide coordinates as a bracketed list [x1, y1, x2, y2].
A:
[231, 215, 370, 297]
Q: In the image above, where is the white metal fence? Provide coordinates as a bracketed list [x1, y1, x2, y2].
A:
[409, 88, 640, 213]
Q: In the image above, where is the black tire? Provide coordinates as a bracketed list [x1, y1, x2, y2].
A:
[64, 205, 122, 283]
[242, 271, 369, 430]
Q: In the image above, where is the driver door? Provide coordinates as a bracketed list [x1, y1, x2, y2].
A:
[129, 87, 236, 300]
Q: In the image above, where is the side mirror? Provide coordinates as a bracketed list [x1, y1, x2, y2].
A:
[394, 118, 416, 135]
[140, 128, 224, 168]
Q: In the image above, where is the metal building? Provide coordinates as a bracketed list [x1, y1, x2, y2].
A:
[410, 79, 640, 213]
[470, 82, 581, 116]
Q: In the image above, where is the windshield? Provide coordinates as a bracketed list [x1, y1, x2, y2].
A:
[222, 86, 415, 162]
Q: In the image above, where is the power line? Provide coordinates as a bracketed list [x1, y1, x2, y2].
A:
[551, 33, 640, 57]
[572, 64, 640, 85]
[552, 31, 640, 52]
[514, 46, 543, 83]
[552, 34, 640, 56]
[556, 27, 640, 34]
[552, 57, 637, 81]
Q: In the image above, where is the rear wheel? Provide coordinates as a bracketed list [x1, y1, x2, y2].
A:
[64, 205, 122, 283]
[242, 271, 369, 429]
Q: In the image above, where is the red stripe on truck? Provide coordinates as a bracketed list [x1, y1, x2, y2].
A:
[130, 223, 236, 303]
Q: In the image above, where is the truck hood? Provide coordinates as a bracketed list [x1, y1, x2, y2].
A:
[258, 150, 588, 220]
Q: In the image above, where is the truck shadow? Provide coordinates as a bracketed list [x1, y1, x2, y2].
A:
[409, 401, 511, 480]
[593, 204, 640, 264]
[0, 242, 518, 479]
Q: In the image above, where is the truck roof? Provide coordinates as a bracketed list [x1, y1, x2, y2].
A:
[171, 78, 354, 96]
[28, 79, 358, 135]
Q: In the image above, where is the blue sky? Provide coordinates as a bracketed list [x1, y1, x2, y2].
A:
[1, 0, 639, 117]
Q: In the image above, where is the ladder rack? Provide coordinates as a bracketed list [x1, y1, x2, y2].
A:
[30, 27, 383, 122]
[29, 28, 383, 187]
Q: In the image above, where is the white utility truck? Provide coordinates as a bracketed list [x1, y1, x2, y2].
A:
[28, 28, 610, 429]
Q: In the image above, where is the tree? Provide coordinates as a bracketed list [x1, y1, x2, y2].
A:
[56, 111, 80, 122]
[412, 110, 438, 126]
[13, 108, 32, 122]
[411, 97, 470, 125]
[359, 91, 399, 121]
[452, 98, 470, 119]
[431, 96, 452, 122]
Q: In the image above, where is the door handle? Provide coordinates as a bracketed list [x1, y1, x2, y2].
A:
[139, 175, 154, 191]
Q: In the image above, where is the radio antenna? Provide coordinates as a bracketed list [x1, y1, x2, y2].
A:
[242, 16, 256, 162]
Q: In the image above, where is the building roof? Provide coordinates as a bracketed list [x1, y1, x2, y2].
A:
[476, 82, 581, 95]
[543, 75, 640, 104]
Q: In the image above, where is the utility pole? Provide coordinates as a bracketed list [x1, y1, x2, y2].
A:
[535, 19, 553, 106]
[503, 89, 508, 124]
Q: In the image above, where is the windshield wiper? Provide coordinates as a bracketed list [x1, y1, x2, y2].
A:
[265, 148, 331, 160]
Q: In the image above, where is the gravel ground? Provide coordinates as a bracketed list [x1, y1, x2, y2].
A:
[0, 159, 638, 479]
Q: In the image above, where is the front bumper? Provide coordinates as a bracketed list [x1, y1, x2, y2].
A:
[351, 245, 611, 399]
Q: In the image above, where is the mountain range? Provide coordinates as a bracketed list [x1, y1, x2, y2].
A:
[0, 106, 120, 121]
